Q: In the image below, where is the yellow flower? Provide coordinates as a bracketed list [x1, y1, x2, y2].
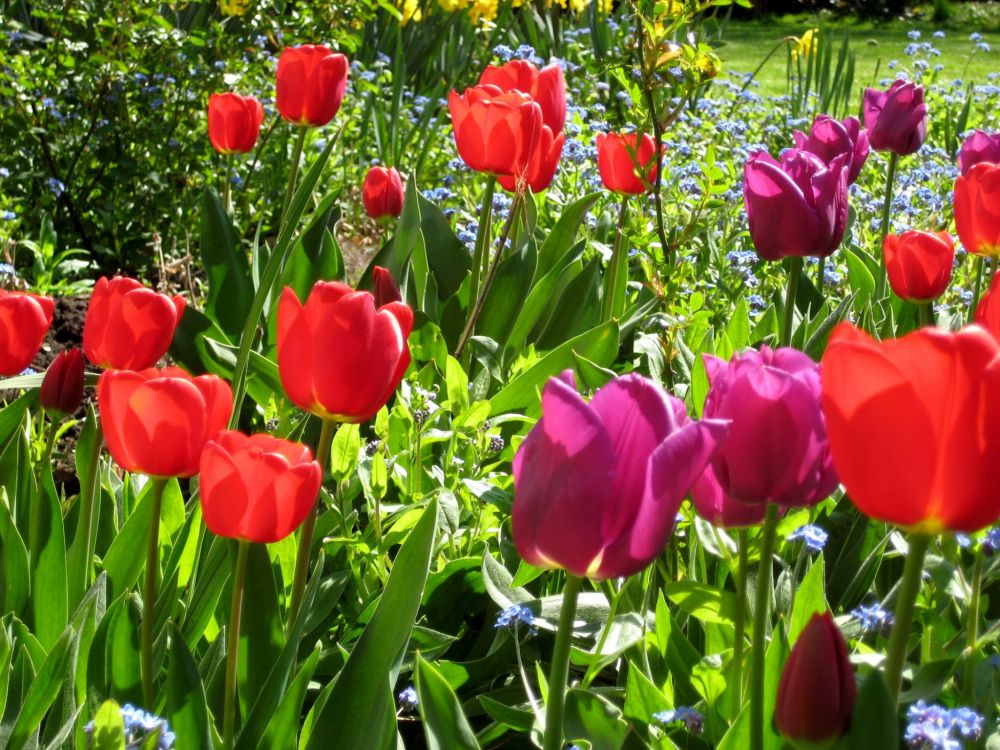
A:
[468, 0, 499, 25]
[219, 0, 248, 15]
[791, 28, 819, 60]
[399, 0, 423, 25]
[597, 0, 612, 12]
[439, 0, 466, 10]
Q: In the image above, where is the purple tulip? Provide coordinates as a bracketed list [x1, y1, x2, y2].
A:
[743, 149, 849, 261]
[958, 130, 1000, 175]
[793, 114, 870, 184]
[699, 348, 838, 508]
[863, 80, 928, 156]
[512, 372, 727, 579]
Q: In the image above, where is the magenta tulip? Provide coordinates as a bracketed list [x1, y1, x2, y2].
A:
[863, 80, 928, 156]
[793, 114, 870, 184]
[958, 130, 1000, 175]
[700, 348, 838, 508]
[743, 149, 849, 261]
[512, 372, 727, 579]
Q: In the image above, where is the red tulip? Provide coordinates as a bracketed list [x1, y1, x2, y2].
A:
[276, 45, 349, 127]
[372, 266, 402, 307]
[975, 274, 1000, 338]
[98, 367, 233, 478]
[277, 281, 413, 422]
[821, 323, 1000, 532]
[0, 289, 54, 376]
[775, 612, 856, 745]
[498, 125, 565, 193]
[955, 162, 1000, 256]
[478, 60, 566, 133]
[448, 84, 542, 178]
[207, 93, 263, 154]
[883, 230, 954, 302]
[83, 276, 186, 370]
[362, 166, 404, 218]
[40, 348, 84, 418]
[200, 431, 322, 544]
[596, 132, 660, 195]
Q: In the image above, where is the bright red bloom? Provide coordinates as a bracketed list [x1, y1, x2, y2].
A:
[372, 266, 402, 307]
[98, 367, 233, 479]
[883, 230, 954, 302]
[362, 166, 404, 218]
[975, 273, 1000, 338]
[0, 290, 54, 376]
[596, 132, 660, 195]
[478, 60, 566, 134]
[277, 281, 413, 422]
[775, 612, 856, 745]
[207, 93, 263, 154]
[200, 431, 322, 544]
[83, 276, 186, 370]
[276, 45, 349, 127]
[40, 348, 84, 418]
[498, 126, 565, 193]
[955, 162, 1000, 256]
[448, 85, 542, 178]
[821, 323, 1000, 533]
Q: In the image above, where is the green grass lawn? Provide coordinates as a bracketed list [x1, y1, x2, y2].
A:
[714, 14, 1000, 97]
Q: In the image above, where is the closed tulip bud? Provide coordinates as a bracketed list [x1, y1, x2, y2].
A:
[277, 281, 413, 422]
[0, 290, 54, 376]
[276, 45, 349, 128]
[863, 80, 928, 156]
[199, 431, 322, 544]
[478, 60, 566, 134]
[362, 166, 404, 218]
[83, 276, 186, 370]
[701, 348, 838, 508]
[207, 93, 263, 154]
[883, 230, 954, 302]
[775, 612, 856, 747]
[958, 130, 1000, 175]
[498, 126, 565, 193]
[40, 348, 84, 419]
[98, 367, 233, 479]
[372, 266, 402, 307]
[449, 85, 542, 178]
[743, 149, 849, 261]
[596, 132, 660, 195]
[954, 162, 1000, 256]
[512, 372, 727, 579]
[792, 114, 870, 184]
[821, 323, 1000, 532]
[975, 274, 1000, 338]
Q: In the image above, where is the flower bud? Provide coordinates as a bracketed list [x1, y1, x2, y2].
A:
[40, 348, 84, 419]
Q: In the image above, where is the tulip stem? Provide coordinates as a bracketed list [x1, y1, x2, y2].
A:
[601, 196, 630, 323]
[542, 574, 583, 750]
[749, 503, 778, 750]
[280, 126, 307, 227]
[466, 176, 496, 325]
[876, 151, 899, 300]
[883, 533, 930, 703]
[141, 477, 167, 708]
[781, 256, 803, 347]
[963, 551, 983, 705]
[223, 154, 234, 215]
[917, 301, 933, 329]
[223, 539, 250, 750]
[69, 423, 103, 605]
[731, 529, 749, 713]
[29, 420, 59, 565]
[287, 418, 336, 633]
[969, 255, 986, 324]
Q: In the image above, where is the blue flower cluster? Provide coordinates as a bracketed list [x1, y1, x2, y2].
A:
[654, 706, 704, 734]
[398, 685, 419, 712]
[495, 604, 536, 635]
[84, 703, 175, 749]
[786, 524, 828, 553]
[850, 602, 894, 637]
[905, 701, 983, 749]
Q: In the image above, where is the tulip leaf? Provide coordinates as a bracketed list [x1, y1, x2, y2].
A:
[478, 238, 537, 345]
[844, 247, 875, 302]
[415, 654, 480, 750]
[166, 625, 212, 750]
[304, 498, 438, 750]
[258, 641, 321, 749]
[506, 245, 586, 355]
[563, 688, 629, 750]
[533, 258, 603, 348]
[788, 555, 827, 644]
[623, 661, 671, 727]
[29, 457, 68, 652]
[536, 191, 601, 277]
[6, 624, 74, 750]
[664, 581, 738, 626]
[89, 699, 127, 750]
[199, 188, 253, 342]
[239, 543, 284, 715]
[848, 671, 898, 750]
[109, 596, 143, 705]
[0, 488, 29, 617]
[280, 190, 344, 299]
[477, 695, 535, 732]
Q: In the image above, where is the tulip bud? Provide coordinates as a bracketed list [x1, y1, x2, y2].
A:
[958, 130, 1000, 176]
[775, 612, 856, 747]
[863, 80, 928, 156]
[276, 45, 349, 128]
[372, 266, 402, 308]
[40, 348, 85, 419]
[883, 230, 954, 302]
[362, 167, 404, 219]
[207, 93, 263, 154]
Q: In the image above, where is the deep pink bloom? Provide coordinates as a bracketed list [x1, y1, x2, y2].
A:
[793, 114, 869, 184]
[700, 348, 838, 508]
[863, 80, 928, 155]
[743, 149, 849, 260]
[958, 130, 1000, 175]
[512, 372, 727, 579]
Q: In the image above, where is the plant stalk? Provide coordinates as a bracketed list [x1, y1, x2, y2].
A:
[601, 195, 630, 323]
[963, 552, 983, 704]
[223, 540, 250, 750]
[280, 126, 307, 226]
[883, 533, 931, 703]
[749, 503, 779, 750]
[782, 256, 803, 347]
[542, 574, 583, 750]
[875, 151, 899, 299]
[69, 424, 104, 603]
[141, 478, 168, 708]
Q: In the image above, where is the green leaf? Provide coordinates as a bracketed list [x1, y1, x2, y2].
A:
[199, 188, 253, 341]
[90, 700, 127, 750]
[66, 404, 102, 610]
[415, 654, 480, 750]
[304, 499, 439, 750]
[259, 642, 321, 749]
[563, 689, 629, 750]
[477, 240, 537, 346]
[664, 581, 738, 625]
[103, 479, 160, 599]
[331, 424, 361, 484]
[536, 192, 601, 276]
[30, 461, 68, 651]
[166, 626, 212, 750]
[848, 671, 898, 750]
[0, 488, 29, 616]
[477, 695, 535, 732]
[506, 246, 585, 355]
[109, 598, 143, 704]
[844, 246, 876, 302]
[239, 543, 284, 714]
[7, 625, 74, 750]
[788, 556, 827, 644]
[280, 191, 344, 299]
[623, 661, 670, 726]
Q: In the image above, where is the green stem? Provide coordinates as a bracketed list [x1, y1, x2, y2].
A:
[141, 478, 167, 708]
[280, 127, 307, 227]
[883, 533, 931, 703]
[782, 257, 803, 348]
[969, 255, 986, 324]
[542, 574, 583, 750]
[749, 504, 779, 750]
[964, 552, 983, 704]
[287, 418, 337, 632]
[223, 540, 250, 750]
[601, 195, 630, 323]
[223, 153, 234, 215]
[917, 301, 933, 329]
[466, 177, 496, 317]
[731, 529, 749, 712]
[876, 151, 899, 300]
[69, 423, 103, 604]
[30, 420, 60, 565]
